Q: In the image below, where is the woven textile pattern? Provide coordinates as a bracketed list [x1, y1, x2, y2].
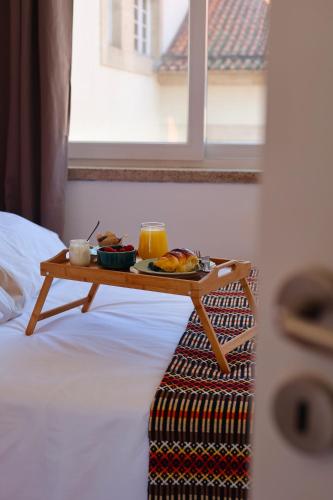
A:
[148, 271, 257, 500]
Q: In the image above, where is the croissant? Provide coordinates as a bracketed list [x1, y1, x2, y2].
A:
[153, 248, 199, 273]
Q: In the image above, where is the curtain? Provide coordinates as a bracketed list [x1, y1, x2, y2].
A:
[0, 0, 73, 236]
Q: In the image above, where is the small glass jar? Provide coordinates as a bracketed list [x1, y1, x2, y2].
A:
[138, 222, 169, 259]
[69, 239, 91, 266]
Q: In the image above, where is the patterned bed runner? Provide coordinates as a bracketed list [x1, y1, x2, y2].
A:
[148, 271, 256, 500]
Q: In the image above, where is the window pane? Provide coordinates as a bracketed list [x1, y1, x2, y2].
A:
[70, 0, 189, 143]
[206, 0, 269, 143]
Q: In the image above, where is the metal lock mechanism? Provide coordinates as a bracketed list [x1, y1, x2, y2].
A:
[277, 268, 333, 353]
[274, 269, 333, 453]
[274, 377, 333, 454]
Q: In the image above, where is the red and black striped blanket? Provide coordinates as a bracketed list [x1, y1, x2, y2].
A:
[148, 271, 256, 500]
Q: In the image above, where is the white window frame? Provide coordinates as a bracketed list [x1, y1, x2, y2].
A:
[69, 0, 262, 169]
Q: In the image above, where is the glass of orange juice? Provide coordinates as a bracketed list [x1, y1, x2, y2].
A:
[138, 222, 169, 259]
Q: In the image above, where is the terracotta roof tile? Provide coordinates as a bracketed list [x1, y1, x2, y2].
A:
[158, 0, 269, 72]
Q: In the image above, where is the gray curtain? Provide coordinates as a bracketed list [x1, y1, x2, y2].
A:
[0, 0, 73, 236]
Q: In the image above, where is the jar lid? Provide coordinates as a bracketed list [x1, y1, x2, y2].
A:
[69, 239, 89, 245]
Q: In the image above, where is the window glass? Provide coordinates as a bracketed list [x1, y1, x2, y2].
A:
[70, 0, 269, 146]
[206, 0, 269, 143]
[70, 0, 189, 143]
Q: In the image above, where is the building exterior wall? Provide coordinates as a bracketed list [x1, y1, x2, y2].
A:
[207, 81, 266, 142]
[70, 0, 163, 142]
[158, 75, 266, 143]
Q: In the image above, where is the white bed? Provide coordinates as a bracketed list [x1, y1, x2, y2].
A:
[0, 213, 193, 500]
[0, 280, 193, 500]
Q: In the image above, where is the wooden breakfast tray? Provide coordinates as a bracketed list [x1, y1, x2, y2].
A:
[25, 249, 256, 374]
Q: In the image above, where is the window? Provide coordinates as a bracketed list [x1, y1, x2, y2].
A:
[134, 0, 151, 55]
[69, 0, 269, 168]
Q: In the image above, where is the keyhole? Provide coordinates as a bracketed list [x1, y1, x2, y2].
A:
[296, 400, 309, 433]
[298, 301, 326, 322]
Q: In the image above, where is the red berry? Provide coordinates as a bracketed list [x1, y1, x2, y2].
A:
[123, 245, 134, 251]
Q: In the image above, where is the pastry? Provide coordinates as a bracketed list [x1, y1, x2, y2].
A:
[96, 231, 122, 246]
[153, 248, 199, 273]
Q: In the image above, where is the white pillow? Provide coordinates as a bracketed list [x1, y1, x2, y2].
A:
[0, 212, 65, 323]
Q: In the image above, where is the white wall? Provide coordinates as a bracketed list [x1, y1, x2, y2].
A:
[64, 181, 259, 263]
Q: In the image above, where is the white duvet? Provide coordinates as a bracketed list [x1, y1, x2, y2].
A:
[0, 279, 193, 500]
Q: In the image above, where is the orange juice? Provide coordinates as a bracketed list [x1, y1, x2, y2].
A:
[138, 222, 169, 259]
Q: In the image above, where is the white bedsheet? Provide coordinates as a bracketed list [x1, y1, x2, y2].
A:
[0, 280, 193, 500]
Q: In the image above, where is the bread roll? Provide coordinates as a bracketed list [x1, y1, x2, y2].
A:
[96, 231, 122, 246]
[154, 248, 199, 272]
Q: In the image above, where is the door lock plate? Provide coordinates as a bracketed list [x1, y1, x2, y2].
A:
[273, 377, 333, 454]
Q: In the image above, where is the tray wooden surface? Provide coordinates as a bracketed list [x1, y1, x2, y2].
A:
[40, 249, 252, 299]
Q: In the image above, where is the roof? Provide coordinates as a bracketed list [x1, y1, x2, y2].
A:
[159, 0, 269, 72]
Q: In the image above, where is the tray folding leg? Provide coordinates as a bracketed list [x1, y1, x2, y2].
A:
[192, 277, 256, 374]
[25, 279, 100, 336]
[26, 276, 54, 336]
[192, 296, 231, 373]
[219, 277, 257, 358]
[240, 277, 257, 316]
[81, 284, 100, 313]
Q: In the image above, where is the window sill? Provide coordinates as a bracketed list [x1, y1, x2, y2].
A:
[68, 166, 260, 183]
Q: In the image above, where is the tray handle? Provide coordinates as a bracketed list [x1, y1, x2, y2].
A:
[44, 249, 68, 264]
[201, 259, 237, 281]
[199, 259, 251, 292]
